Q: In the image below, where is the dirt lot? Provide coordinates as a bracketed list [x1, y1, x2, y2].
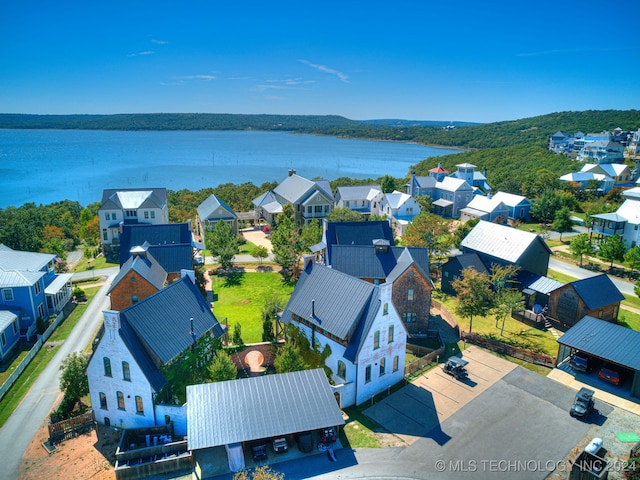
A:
[18, 421, 119, 480]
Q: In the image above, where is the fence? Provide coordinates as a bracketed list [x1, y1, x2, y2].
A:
[460, 331, 556, 368]
[0, 310, 67, 402]
[48, 410, 95, 444]
[404, 346, 446, 378]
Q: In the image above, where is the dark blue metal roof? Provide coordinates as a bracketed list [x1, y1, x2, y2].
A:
[330, 245, 429, 280]
[567, 274, 625, 310]
[120, 276, 224, 365]
[119, 222, 193, 265]
[324, 221, 394, 266]
[557, 315, 640, 371]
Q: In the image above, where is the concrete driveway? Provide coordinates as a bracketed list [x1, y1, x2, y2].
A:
[364, 347, 517, 445]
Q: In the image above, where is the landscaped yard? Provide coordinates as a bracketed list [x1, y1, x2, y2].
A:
[209, 272, 294, 344]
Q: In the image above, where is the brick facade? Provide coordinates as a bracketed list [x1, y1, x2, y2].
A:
[109, 271, 161, 311]
[391, 264, 432, 335]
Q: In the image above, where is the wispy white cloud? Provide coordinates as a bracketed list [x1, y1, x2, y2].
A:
[128, 50, 155, 57]
[161, 73, 216, 87]
[151, 39, 169, 45]
[177, 74, 216, 81]
[516, 47, 614, 57]
[299, 59, 349, 83]
[254, 77, 315, 92]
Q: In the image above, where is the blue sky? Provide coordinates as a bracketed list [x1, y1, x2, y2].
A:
[1, 1, 638, 123]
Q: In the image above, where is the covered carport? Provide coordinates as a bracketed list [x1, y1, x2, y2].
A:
[187, 368, 345, 479]
[556, 315, 640, 398]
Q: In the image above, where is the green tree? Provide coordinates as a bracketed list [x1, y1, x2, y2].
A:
[380, 174, 398, 193]
[493, 288, 525, 336]
[232, 323, 244, 346]
[598, 233, 626, 270]
[489, 263, 520, 327]
[250, 245, 269, 264]
[531, 190, 562, 224]
[274, 343, 308, 373]
[402, 212, 452, 260]
[453, 218, 479, 248]
[233, 466, 284, 480]
[569, 233, 595, 267]
[209, 350, 238, 382]
[451, 267, 494, 335]
[325, 207, 363, 222]
[624, 245, 640, 275]
[551, 207, 574, 241]
[261, 292, 284, 342]
[205, 220, 239, 270]
[270, 214, 305, 283]
[59, 353, 89, 405]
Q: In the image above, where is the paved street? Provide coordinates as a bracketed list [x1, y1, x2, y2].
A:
[0, 269, 115, 480]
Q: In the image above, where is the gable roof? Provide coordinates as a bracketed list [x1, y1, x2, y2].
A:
[385, 248, 433, 286]
[282, 262, 380, 362]
[119, 223, 193, 266]
[273, 173, 333, 204]
[187, 368, 345, 450]
[436, 176, 472, 192]
[516, 271, 564, 295]
[412, 176, 437, 188]
[491, 192, 530, 208]
[556, 274, 624, 310]
[443, 252, 490, 275]
[462, 195, 507, 214]
[100, 188, 167, 210]
[0, 269, 44, 288]
[323, 220, 394, 266]
[197, 194, 237, 221]
[330, 245, 430, 282]
[335, 185, 382, 201]
[120, 276, 224, 365]
[557, 316, 640, 371]
[0, 244, 55, 272]
[460, 220, 552, 263]
[107, 250, 167, 294]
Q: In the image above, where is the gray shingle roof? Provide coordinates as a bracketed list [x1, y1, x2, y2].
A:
[120, 276, 224, 365]
[187, 368, 345, 450]
[557, 316, 640, 371]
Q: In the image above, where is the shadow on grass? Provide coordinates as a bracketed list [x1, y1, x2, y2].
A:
[223, 270, 245, 287]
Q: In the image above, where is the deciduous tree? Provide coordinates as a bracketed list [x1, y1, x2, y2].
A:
[551, 207, 574, 241]
[206, 220, 239, 270]
[59, 352, 89, 405]
[569, 233, 595, 267]
[598, 233, 626, 270]
[452, 267, 494, 335]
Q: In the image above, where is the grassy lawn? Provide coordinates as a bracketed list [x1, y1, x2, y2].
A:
[437, 295, 558, 356]
[72, 254, 118, 272]
[0, 286, 101, 428]
[209, 272, 294, 344]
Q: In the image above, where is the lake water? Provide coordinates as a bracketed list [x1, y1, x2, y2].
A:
[0, 129, 462, 208]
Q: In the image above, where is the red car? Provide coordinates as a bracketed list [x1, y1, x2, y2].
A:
[598, 367, 621, 385]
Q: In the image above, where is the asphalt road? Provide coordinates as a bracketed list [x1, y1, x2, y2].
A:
[549, 257, 636, 297]
[0, 268, 115, 480]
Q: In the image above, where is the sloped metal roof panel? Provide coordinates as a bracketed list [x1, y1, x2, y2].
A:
[187, 368, 345, 450]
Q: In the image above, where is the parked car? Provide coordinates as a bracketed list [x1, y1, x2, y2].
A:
[569, 353, 590, 372]
[443, 356, 468, 380]
[251, 443, 268, 462]
[193, 255, 205, 266]
[570, 387, 595, 419]
[598, 367, 621, 385]
[272, 437, 288, 454]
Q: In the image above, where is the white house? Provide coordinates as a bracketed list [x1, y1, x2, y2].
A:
[334, 185, 383, 216]
[380, 191, 421, 235]
[98, 188, 169, 259]
[281, 260, 406, 408]
[581, 163, 632, 187]
[559, 171, 614, 194]
[87, 274, 224, 431]
[591, 187, 640, 248]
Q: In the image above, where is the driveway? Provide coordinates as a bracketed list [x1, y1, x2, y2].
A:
[364, 347, 517, 445]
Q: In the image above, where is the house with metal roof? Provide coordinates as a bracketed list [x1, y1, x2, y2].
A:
[557, 315, 640, 398]
[281, 261, 407, 407]
[581, 163, 633, 188]
[460, 220, 553, 276]
[118, 222, 197, 279]
[319, 219, 394, 267]
[459, 195, 509, 224]
[559, 171, 614, 194]
[107, 249, 167, 311]
[87, 273, 224, 431]
[334, 185, 383, 216]
[196, 194, 238, 237]
[432, 177, 474, 218]
[187, 368, 345, 475]
[441, 253, 490, 296]
[547, 274, 624, 328]
[265, 170, 334, 226]
[379, 190, 421, 235]
[491, 192, 531, 221]
[449, 163, 492, 194]
[0, 310, 20, 362]
[98, 188, 169, 261]
[252, 191, 282, 227]
[406, 172, 437, 197]
[0, 244, 73, 340]
[591, 187, 640, 248]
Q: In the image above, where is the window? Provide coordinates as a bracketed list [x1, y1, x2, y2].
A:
[365, 365, 372, 383]
[105, 213, 110, 220]
[393, 356, 399, 372]
[103, 229, 108, 241]
[337, 360, 346, 379]
[150, 211, 155, 219]
[12, 321, 17, 334]
[402, 312, 417, 323]
[345, 201, 350, 207]
[34, 281, 41, 295]
[144, 211, 149, 219]
[131, 295, 139, 304]
[1, 332, 5, 347]
[383, 303, 388, 315]
[117, 391, 125, 410]
[444, 271, 449, 278]
[99, 392, 108, 410]
[379, 357, 386, 376]
[388, 325, 394, 343]
[135, 396, 144, 415]
[103, 357, 112, 377]
[125, 210, 136, 217]
[122, 361, 131, 381]
[407, 289, 414, 301]
[373, 330, 380, 349]
[315, 205, 323, 213]
[38, 304, 45, 319]
[2, 289, 13, 301]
